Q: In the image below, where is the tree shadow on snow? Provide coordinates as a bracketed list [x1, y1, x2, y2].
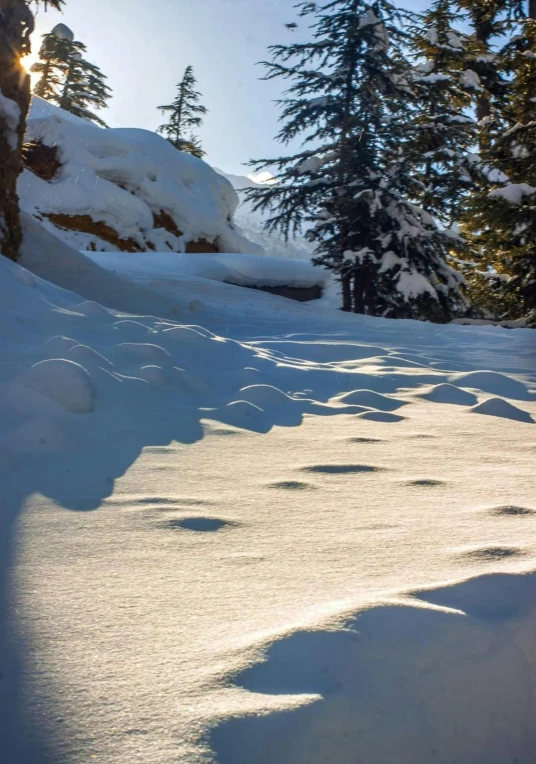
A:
[210, 571, 536, 764]
[2, 279, 536, 761]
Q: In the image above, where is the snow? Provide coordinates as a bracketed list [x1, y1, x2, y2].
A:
[20, 97, 256, 255]
[50, 23, 75, 42]
[396, 269, 437, 299]
[2, 222, 536, 764]
[216, 170, 315, 261]
[358, 9, 380, 28]
[489, 183, 536, 205]
[461, 69, 482, 90]
[86, 251, 330, 290]
[0, 89, 21, 151]
[18, 358, 96, 414]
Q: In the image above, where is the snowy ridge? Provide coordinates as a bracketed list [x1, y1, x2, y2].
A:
[2, 228, 536, 763]
[19, 97, 259, 255]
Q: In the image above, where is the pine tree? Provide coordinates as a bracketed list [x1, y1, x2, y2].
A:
[32, 28, 67, 100]
[157, 66, 207, 158]
[0, 0, 64, 262]
[32, 29, 111, 126]
[247, 0, 467, 320]
[462, 6, 536, 317]
[408, 0, 478, 226]
[455, 0, 513, 129]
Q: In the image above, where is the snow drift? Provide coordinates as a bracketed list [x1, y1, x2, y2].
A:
[87, 251, 329, 291]
[19, 97, 259, 256]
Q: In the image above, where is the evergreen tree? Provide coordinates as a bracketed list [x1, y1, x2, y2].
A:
[32, 29, 111, 126]
[408, 0, 478, 226]
[32, 28, 68, 100]
[455, 0, 514, 129]
[247, 0, 467, 320]
[157, 66, 207, 158]
[462, 8, 536, 316]
[0, 0, 64, 262]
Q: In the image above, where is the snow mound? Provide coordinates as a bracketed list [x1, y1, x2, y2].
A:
[335, 389, 407, 411]
[450, 370, 533, 401]
[470, 397, 534, 424]
[19, 97, 258, 255]
[20, 359, 95, 414]
[418, 383, 478, 406]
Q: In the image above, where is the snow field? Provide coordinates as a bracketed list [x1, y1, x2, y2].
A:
[2, 240, 536, 763]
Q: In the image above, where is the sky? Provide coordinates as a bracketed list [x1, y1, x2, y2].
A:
[27, 0, 430, 176]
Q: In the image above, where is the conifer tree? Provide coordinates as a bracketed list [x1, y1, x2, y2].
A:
[157, 66, 207, 158]
[32, 29, 112, 126]
[409, 0, 477, 226]
[0, 0, 64, 262]
[462, 8, 536, 316]
[247, 0, 467, 320]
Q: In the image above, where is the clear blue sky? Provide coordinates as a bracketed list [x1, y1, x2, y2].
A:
[30, 0, 430, 175]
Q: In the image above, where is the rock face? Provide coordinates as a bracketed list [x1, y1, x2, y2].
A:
[19, 96, 261, 256]
[231, 283, 323, 302]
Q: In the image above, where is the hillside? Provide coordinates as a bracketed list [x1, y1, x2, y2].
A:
[218, 170, 315, 261]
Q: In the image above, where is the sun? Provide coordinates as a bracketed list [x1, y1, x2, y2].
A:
[20, 52, 41, 91]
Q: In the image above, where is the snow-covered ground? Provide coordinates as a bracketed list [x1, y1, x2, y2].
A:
[2, 232, 536, 764]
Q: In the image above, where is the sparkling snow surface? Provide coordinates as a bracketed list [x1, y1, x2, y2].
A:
[2, 244, 536, 764]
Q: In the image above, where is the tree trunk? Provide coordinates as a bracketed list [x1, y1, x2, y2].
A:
[530, 0, 536, 20]
[352, 266, 367, 314]
[0, 0, 33, 262]
[341, 274, 352, 312]
[474, 16, 492, 124]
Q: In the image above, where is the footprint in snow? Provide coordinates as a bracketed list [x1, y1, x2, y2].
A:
[165, 517, 232, 532]
[490, 505, 535, 517]
[302, 464, 383, 475]
[406, 479, 446, 488]
[268, 480, 316, 490]
[346, 437, 384, 444]
[463, 546, 523, 561]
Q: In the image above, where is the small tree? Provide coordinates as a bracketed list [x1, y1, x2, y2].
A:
[32, 28, 112, 126]
[0, 0, 64, 262]
[157, 65, 207, 157]
[247, 0, 467, 320]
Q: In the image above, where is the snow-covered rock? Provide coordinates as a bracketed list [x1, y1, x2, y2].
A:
[19, 97, 258, 256]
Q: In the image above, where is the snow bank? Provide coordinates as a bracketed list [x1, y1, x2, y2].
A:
[19, 97, 257, 255]
[87, 251, 330, 290]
